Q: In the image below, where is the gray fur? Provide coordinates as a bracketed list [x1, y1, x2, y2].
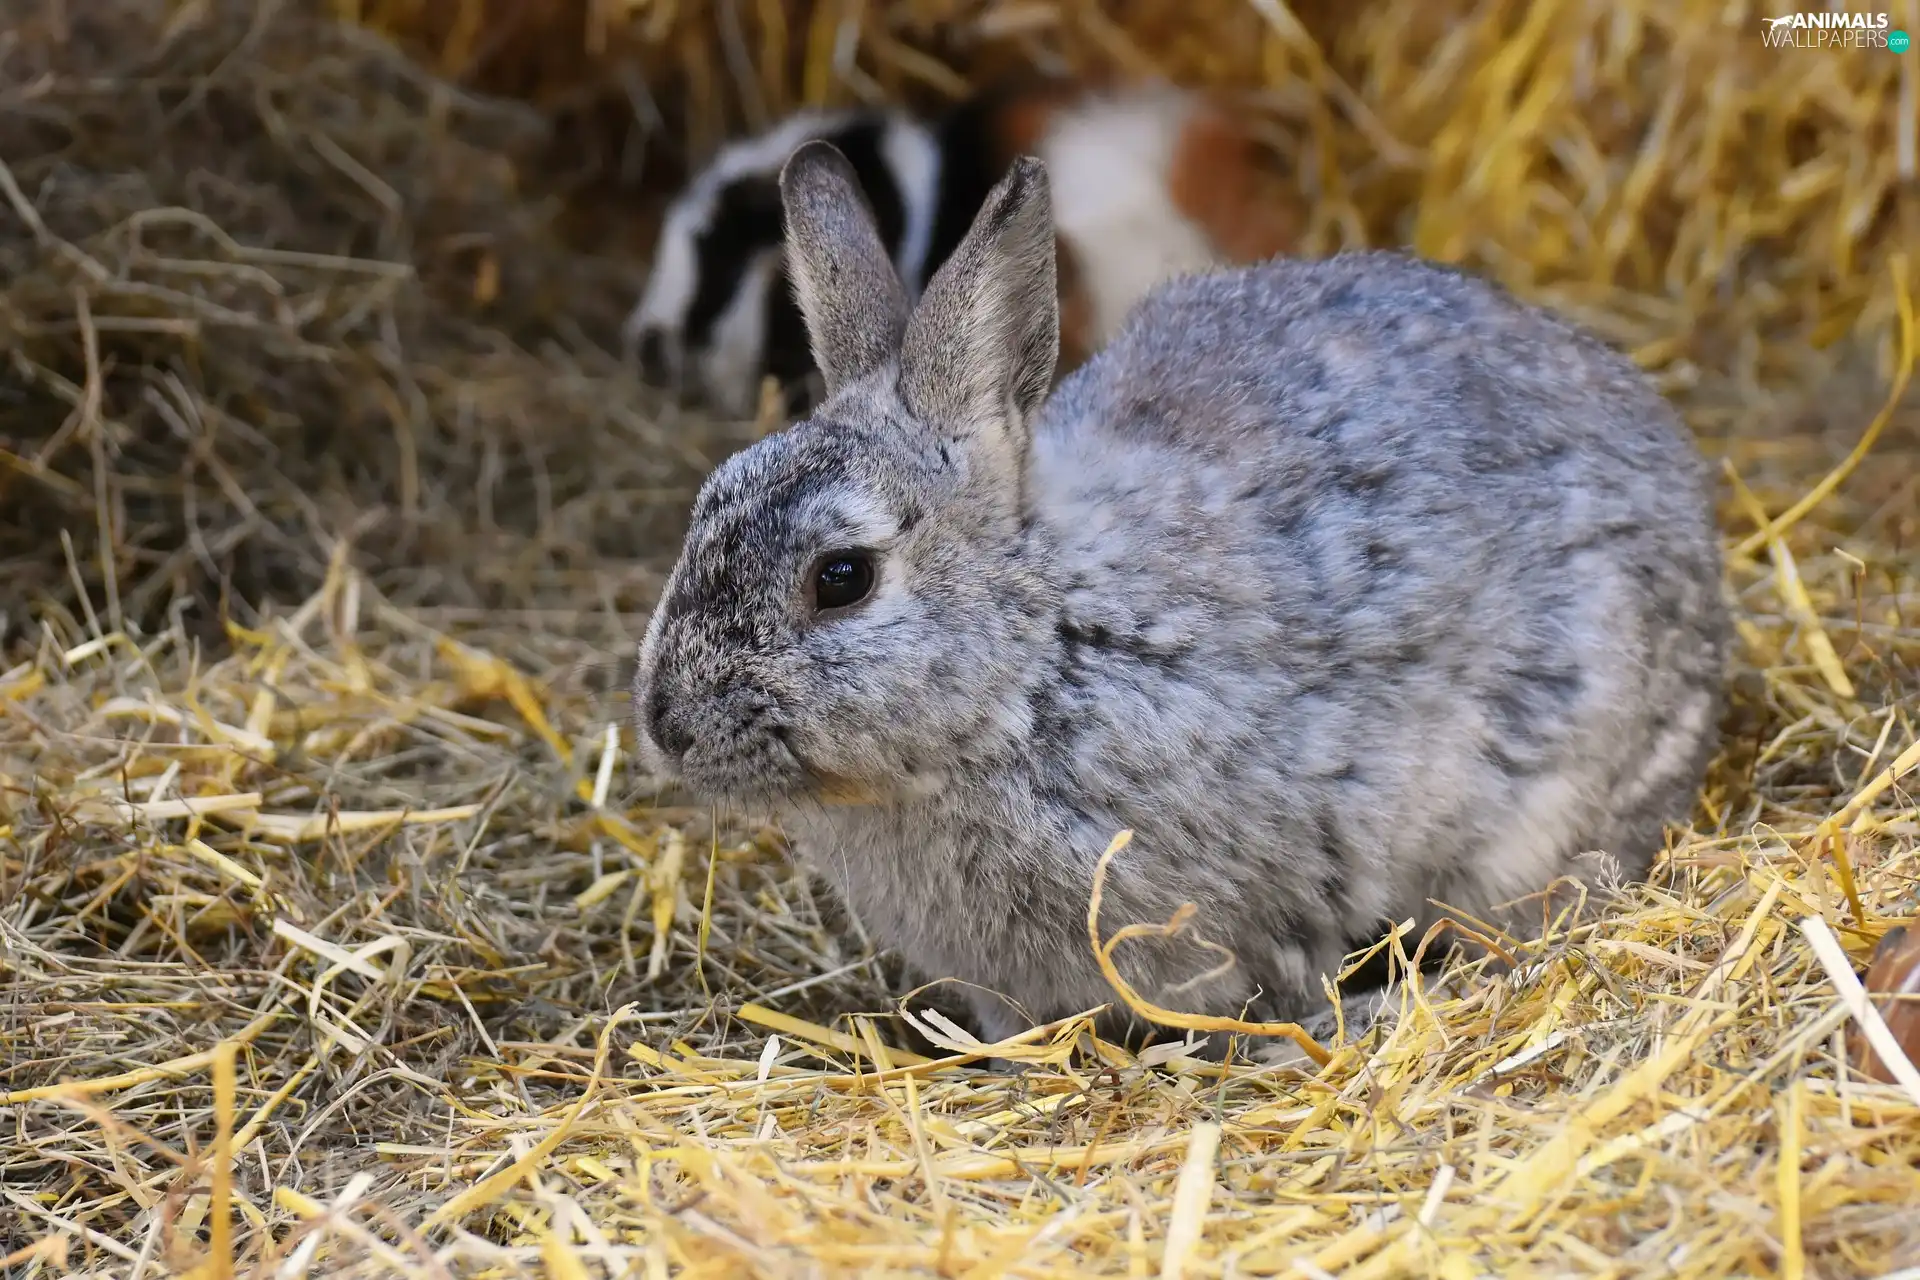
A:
[632, 147, 1730, 1053]
[898, 155, 1058, 486]
[780, 140, 910, 397]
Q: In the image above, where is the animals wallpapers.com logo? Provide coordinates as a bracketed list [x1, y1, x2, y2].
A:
[1761, 11, 1909, 49]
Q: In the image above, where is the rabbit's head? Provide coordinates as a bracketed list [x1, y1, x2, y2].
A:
[632, 140, 1063, 806]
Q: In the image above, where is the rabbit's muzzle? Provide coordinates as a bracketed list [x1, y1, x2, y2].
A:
[633, 650, 814, 802]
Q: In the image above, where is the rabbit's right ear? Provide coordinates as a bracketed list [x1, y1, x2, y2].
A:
[779, 141, 911, 397]
[897, 156, 1058, 493]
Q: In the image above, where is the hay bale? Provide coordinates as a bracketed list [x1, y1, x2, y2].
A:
[1, 1, 1918, 1276]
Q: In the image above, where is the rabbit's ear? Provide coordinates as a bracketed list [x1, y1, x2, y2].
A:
[899, 156, 1059, 477]
[778, 141, 911, 396]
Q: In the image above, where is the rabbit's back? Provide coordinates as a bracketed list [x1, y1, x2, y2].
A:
[1019, 251, 1726, 997]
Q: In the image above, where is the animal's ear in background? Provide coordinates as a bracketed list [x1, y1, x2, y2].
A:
[898, 155, 1059, 477]
[778, 140, 911, 397]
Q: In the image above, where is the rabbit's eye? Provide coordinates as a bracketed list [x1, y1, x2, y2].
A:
[811, 551, 875, 612]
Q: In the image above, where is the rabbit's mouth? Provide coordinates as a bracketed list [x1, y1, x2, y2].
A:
[667, 724, 803, 802]
[669, 721, 874, 808]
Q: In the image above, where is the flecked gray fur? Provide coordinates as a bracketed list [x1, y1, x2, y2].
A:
[632, 142, 1730, 1052]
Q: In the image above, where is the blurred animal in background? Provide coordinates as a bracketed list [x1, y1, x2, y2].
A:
[624, 78, 1303, 419]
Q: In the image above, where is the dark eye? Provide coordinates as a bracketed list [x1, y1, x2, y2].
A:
[811, 551, 875, 612]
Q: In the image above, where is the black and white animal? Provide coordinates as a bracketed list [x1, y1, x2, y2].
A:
[625, 79, 1300, 418]
[632, 142, 1729, 1055]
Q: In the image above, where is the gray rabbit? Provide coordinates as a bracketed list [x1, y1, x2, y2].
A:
[631, 140, 1729, 1054]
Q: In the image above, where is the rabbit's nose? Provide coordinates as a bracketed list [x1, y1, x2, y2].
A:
[643, 683, 695, 759]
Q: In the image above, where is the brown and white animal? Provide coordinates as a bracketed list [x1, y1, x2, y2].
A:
[624, 78, 1302, 418]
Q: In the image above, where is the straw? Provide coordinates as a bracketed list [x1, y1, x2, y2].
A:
[3, 0, 1918, 1275]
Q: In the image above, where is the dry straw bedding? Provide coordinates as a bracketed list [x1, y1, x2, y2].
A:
[1, 0, 1919, 1276]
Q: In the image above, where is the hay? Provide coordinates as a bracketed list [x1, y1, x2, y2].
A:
[0, 0, 758, 639]
[3, 0, 1919, 1276]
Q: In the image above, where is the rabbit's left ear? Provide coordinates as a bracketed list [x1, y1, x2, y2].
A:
[779, 141, 911, 396]
[899, 156, 1059, 477]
